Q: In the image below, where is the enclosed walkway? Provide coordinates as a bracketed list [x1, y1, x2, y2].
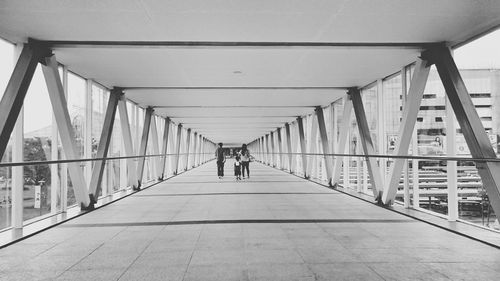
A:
[1, 161, 499, 281]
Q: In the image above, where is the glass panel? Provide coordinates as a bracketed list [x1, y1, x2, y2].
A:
[454, 32, 500, 229]
[23, 66, 53, 221]
[66, 72, 86, 207]
[383, 74, 404, 202]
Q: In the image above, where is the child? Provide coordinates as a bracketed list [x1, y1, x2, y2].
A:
[234, 155, 242, 180]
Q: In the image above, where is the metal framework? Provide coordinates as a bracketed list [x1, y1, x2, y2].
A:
[136, 107, 153, 189]
[316, 106, 334, 186]
[88, 88, 121, 202]
[349, 88, 384, 201]
[296, 116, 308, 178]
[424, 46, 500, 218]
[174, 124, 183, 174]
[382, 58, 430, 204]
[41, 54, 92, 209]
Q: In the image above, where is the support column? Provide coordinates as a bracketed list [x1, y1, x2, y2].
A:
[88, 88, 120, 203]
[333, 95, 353, 186]
[349, 88, 383, 201]
[382, 58, 430, 204]
[277, 128, 283, 169]
[297, 117, 308, 178]
[159, 117, 171, 180]
[11, 107, 23, 229]
[136, 107, 153, 189]
[446, 96, 458, 221]
[316, 106, 334, 186]
[285, 123, 293, 172]
[184, 128, 191, 171]
[41, 54, 91, 209]
[174, 124, 182, 174]
[425, 46, 500, 219]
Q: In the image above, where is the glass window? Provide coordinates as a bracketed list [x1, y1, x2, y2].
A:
[23, 66, 54, 221]
[66, 72, 86, 206]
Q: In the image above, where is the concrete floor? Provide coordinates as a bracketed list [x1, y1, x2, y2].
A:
[0, 161, 499, 281]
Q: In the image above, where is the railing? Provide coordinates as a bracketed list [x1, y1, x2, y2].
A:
[255, 151, 499, 231]
[0, 152, 215, 233]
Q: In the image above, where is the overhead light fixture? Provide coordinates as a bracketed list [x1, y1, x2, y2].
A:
[233, 70, 242, 74]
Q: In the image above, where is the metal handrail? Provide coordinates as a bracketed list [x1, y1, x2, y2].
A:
[1, 150, 498, 168]
[0, 152, 214, 168]
[256, 152, 500, 163]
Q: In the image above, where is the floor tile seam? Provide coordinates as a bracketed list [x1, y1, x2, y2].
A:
[115, 225, 168, 281]
[59, 218, 418, 228]
[56, 241, 106, 278]
[133, 192, 338, 197]
[181, 221, 206, 281]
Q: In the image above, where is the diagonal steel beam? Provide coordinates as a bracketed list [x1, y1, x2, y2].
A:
[307, 114, 318, 178]
[316, 106, 334, 186]
[277, 128, 283, 169]
[41, 54, 92, 209]
[174, 124, 183, 174]
[285, 123, 293, 172]
[118, 95, 138, 189]
[382, 58, 430, 204]
[159, 117, 171, 180]
[185, 128, 192, 171]
[136, 107, 153, 189]
[333, 95, 353, 186]
[0, 43, 47, 160]
[88, 88, 121, 203]
[297, 116, 308, 178]
[349, 88, 384, 201]
[424, 46, 500, 219]
[150, 114, 161, 179]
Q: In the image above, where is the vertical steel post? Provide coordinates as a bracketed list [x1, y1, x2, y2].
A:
[333, 95, 353, 186]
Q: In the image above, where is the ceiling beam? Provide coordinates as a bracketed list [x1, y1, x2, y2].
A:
[125, 86, 348, 90]
[46, 40, 437, 49]
[153, 105, 314, 109]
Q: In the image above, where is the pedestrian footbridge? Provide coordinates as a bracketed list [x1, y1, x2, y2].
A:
[1, 161, 499, 281]
[1, 1, 500, 280]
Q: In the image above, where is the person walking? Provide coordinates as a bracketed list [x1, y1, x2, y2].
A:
[240, 143, 251, 179]
[215, 142, 226, 178]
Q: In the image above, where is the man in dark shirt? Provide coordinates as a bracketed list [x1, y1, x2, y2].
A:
[215, 143, 226, 178]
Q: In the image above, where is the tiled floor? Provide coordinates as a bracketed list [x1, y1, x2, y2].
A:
[0, 162, 499, 280]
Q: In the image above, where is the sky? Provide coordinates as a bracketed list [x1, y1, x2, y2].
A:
[1, 30, 500, 134]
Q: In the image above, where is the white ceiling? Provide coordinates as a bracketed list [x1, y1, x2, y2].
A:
[1, 0, 500, 144]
